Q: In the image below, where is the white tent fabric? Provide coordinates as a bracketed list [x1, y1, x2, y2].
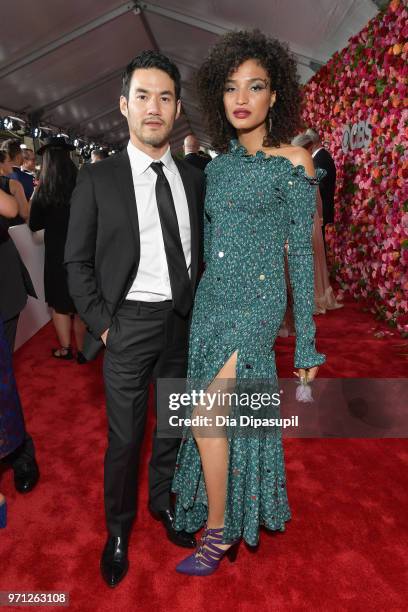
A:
[0, 0, 379, 150]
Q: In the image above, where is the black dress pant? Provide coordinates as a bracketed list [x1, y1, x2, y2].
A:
[2, 314, 36, 468]
[103, 300, 189, 537]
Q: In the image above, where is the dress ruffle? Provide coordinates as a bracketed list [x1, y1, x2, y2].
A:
[291, 165, 327, 185]
[228, 138, 327, 185]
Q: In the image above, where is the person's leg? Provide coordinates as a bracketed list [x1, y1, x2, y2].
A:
[149, 307, 189, 512]
[0, 492, 6, 528]
[51, 310, 72, 355]
[2, 314, 19, 350]
[2, 314, 38, 491]
[102, 321, 155, 588]
[194, 351, 237, 538]
[8, 434, 36, 467]
[176, 350, 239, 573]
[73, 315, 86, 352]
[103, 302, 162, 538]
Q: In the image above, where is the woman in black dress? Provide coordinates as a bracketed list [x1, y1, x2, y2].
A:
[29, 137, 86, 362]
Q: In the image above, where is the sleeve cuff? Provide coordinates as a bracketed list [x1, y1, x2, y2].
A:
[294, 349, 326, 370]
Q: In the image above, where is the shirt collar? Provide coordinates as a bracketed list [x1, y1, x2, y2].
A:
[127, 140, 177, 176]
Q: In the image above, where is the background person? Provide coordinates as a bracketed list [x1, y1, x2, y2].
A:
[279, 133, 343, 336]
[19, 148, 37, 199]
[29, 137, 87, 362]
[0, 318, 26, 528]
[291, 133, 342, 314]
[0, 146, 29, 223]
[183, 134, 211, 171]
[305, 128, 336, 251]
[0, 168, 40, 495]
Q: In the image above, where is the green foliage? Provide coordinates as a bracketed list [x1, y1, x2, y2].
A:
[345, 182, 359, 194]
[375, 78, 387, 95]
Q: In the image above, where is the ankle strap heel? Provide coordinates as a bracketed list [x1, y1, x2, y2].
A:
[176, 526, 240, 576]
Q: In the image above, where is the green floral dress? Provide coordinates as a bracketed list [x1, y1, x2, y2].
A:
[172, 139, 326, 546]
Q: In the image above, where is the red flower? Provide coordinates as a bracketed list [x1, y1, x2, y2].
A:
[397, 313, 408, 326]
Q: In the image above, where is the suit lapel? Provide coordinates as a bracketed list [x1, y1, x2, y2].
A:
[174, 158, 199, 290]
[113, 150, 140, 261]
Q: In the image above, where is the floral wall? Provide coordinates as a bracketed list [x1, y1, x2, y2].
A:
[301, 0, 408, 335]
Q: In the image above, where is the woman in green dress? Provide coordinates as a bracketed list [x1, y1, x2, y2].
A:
[172, 30, 326, 575]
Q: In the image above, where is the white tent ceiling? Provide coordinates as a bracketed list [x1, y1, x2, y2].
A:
[0, 0, 380, 151]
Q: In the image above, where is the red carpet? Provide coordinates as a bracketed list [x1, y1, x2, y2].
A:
[1, 296, 407, 611]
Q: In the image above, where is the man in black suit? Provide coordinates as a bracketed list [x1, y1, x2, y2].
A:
[64, 51, 205, 587]
[183, 134, 211, 171]
[0, 186, 40, 493]
[306, 128, 336, 250]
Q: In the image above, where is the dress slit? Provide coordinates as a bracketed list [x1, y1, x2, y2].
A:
[204, 348, 238, 389]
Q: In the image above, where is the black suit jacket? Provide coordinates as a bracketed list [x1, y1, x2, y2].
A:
[313, 148, 336, 225]
[184, 153, 211, 172]
[64, 149, 205, 360]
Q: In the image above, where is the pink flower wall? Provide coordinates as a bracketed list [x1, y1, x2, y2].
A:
[301, 0, 408, 335]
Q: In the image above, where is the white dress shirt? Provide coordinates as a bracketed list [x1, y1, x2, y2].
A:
[126, 140, 191, 302]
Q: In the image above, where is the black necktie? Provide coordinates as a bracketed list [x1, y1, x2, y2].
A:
[150, 162, 192, 316]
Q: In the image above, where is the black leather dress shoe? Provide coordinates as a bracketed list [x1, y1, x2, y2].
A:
[13, 459, 40, 493]
[100, 536, 129, 588]
[150, 507, 196, 549]
[76, 351, 88, 365]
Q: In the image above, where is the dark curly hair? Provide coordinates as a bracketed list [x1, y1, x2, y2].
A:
[197, 30, 301, 152]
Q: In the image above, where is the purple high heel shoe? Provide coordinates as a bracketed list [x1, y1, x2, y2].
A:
[176, 526, 240, 576]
